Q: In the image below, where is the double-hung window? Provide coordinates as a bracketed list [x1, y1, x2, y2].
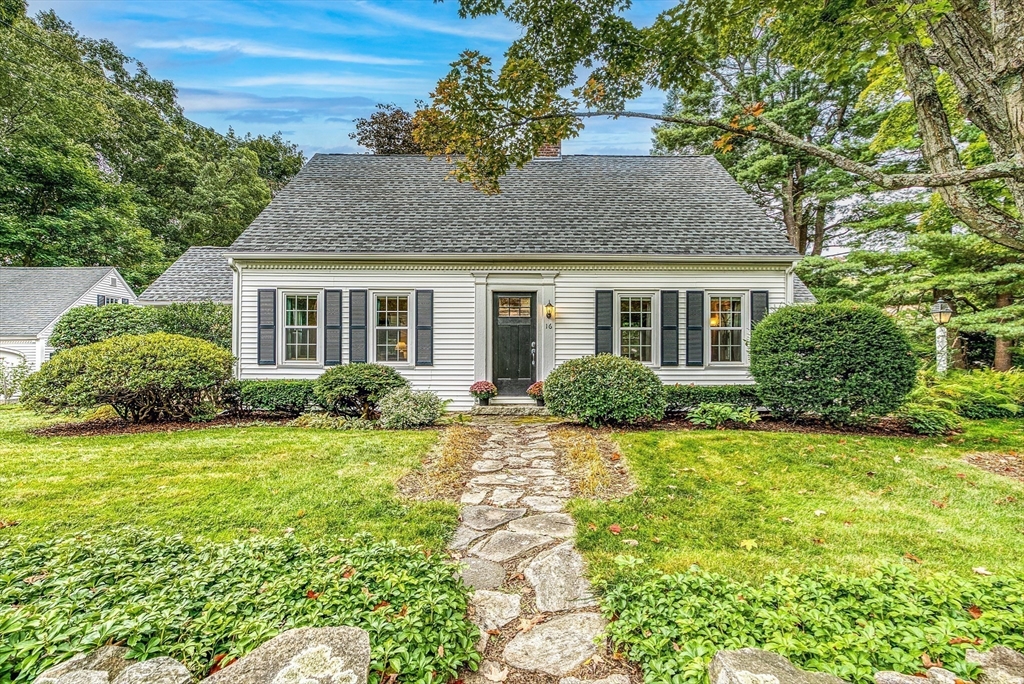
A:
[284, 294, 318, 361]
[618, 295, 653, 363]
[709, 295, 744, 362]
[375, 294, 409, 362]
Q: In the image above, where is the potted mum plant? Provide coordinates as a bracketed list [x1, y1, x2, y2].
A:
[470, 381, 498, 406]
[527, 381, 545, 406]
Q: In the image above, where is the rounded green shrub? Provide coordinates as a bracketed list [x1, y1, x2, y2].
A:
[21, 332, 234, 422]
[49, 305, 160, 351]
[313, 364, 408, 418]
[749, 302, 917, 423]
[378, 386, 448, 429]
[544, 354, 667, 426]
[155, 302, 232, 349]
[237, 379, 315, 416]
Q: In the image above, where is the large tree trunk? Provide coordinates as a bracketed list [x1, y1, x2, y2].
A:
[993, 292, 1015, 371]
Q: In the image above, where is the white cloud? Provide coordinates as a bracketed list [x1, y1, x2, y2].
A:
[349, 1, 518, 42]
[136, 37, 421, 66]
[231, 73, 428, 92]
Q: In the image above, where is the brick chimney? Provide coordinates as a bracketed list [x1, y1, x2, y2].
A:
[535, 141, 562, 159]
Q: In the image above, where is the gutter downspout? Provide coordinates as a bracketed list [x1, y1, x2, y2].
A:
[785, 262, 797, 305]
[229, 257, 242, 378]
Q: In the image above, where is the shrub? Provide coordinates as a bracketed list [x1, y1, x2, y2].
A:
[897, 403, 963, 436]
[749, 302, 917, 423]
[155, 302, 232, 349]
[544, 355, 667, 427]
[665, 384, 760, 412]
[377, 387, 448, 429]
[687, 402, 760, 429]
[313, 364, 408, 418]
[49, 304, 159, 351]
[908, 369, 1023, 419]
[0, 359, 29, 403]
[21, 333, 234, 422]
[237, 379, 316, 416]
[0, 529, 479, 684]
[601, 565, 1024, 684]
[469, 381, 497, 399]
[289, 414, 376, 430]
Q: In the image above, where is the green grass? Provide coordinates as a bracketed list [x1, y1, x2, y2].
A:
[571, 420, 1024, 581]
[0, 405, 455, 547]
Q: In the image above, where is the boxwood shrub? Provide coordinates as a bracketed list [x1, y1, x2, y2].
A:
[49, 304, 159, 351]
[236, 379, 316, 416]
[313, 364, 408, 418]
[544, 355, 667, 426]
[749, 302, 917, 423]
[665, 384, 760, 412]
[0, 530, 479, 684]
[21, 333, 233, 422]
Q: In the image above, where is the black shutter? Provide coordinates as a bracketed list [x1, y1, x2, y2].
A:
[96, 294, 105, 307]
[324, 289, 343, 366]
[750, 290, 769, 327]
[257, 289, 276, 366]
[661, 290, 679, 366]
[685, 290, 705, 367]
[595, 290, 614, 355]
[349, 289, 367, 363]
[415, 290, 434, 366]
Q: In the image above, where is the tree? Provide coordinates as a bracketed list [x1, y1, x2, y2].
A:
[234, 131, 306, 195]
[415, 0, 1024, 253]
[0, 358, 29, 403]
[351, 103, 422, 154]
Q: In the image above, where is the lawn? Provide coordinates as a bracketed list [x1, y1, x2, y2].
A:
[0, 405, 455, 547]
[571, 419, 1024, 580]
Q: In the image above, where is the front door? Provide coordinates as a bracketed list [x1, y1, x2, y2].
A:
[493, 293, 536, 396]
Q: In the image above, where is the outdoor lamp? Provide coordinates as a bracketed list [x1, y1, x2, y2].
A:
[930, 298, 953, 325]
[544, 301, 555, 319]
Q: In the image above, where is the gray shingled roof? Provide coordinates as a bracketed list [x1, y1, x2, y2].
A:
[793, 276, 818, 304]
[138, 247, 233, 303]
[0, 267, 117, 336]
[229, 155, 799, 257]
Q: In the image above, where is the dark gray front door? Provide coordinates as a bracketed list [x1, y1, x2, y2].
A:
[493, 293, 536, 396]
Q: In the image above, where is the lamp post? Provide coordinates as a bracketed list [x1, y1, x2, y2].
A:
[930, 298, 954, 375]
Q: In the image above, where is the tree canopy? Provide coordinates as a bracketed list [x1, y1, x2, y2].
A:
[351, 103, 423, 154]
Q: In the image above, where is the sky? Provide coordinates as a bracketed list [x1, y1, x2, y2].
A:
[28, 0, 672, 157]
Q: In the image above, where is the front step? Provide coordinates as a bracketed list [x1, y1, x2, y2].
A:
[471, 405, 550, 416]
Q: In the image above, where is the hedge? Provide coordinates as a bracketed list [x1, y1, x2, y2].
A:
[236, 379, 316, 416]
[49, 303, 232, 351]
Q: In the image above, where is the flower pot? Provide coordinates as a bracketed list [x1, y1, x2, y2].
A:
[535, 398, 545, 406]
[477, 396, 490, 406]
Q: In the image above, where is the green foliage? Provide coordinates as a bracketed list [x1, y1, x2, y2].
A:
[351, 103, 423, 154]
[544, 355, 667, 427]
[687, 402, 759, 429]
[313, 365, 409, 419]
[665, 384, 760, 411]
[0, 360, 30, 403]
[237, 380, 315, 416]
[289, 414, 377, 431]
[750, 303, 917, 423]
[377, 387, 448, 430]
[600, 565, 1024, 684]
[0, 530, 479, 684]
[153, 302, 232, 349]
[897, 403, 963, 436]
[21, 333, 233, 422]
[908, 370, 1024, 419]
[49, 305, 159, 351]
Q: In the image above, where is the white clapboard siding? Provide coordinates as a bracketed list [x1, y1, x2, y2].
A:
[0, 338, 39, 372]
[236, 263, 790, 410]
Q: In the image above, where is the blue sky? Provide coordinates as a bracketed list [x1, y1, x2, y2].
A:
[29, 1, 671, 157]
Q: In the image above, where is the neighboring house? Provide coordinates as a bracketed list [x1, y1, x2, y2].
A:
[224, 149, 816, 411]
[0, 267, 136, 371]
[137, 247, 233, 305]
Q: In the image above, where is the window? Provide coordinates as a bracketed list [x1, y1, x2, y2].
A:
[104, 297, 120, 305]
[376, 294, 409, 362]
[111, 277, 117, 287]
[284, 294, 318, 361]
[618, 295, 653, 363]
[709, 295, 744, 362]
[497, 296, 532, 317]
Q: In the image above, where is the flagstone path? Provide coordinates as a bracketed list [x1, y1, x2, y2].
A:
[451, 422, 629, 684]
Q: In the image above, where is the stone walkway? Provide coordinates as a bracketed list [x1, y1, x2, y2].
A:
[451, 422, 628, 684]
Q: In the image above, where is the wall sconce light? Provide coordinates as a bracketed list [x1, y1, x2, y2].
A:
[544, 301, 555, 319]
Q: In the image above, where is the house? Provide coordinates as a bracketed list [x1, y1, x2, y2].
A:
[0, 267, 136, 371]
[224, 150, 816, 411]
[137, 246, 233, 305]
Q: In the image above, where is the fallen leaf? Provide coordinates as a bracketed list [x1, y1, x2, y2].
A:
[325, 555, 341, 564]
[296, 509, 306, 518]
[518, 614, 546, 633]
[611, 452, 621, 461]
[814, 510, 827, 517]
[780, 517, 795, 524]
[587, 523, 597, 531]
[651, 536, 662, 544]
[608, 524, 622, 535]
[973, 567, 994, 576]
[306, 590, 321, 599]
[437, 644, 444, 657]
[207, 655, 237, 675]
[922, 653, 943, 668]
[23, 574, 47, 584]
[622, 539, 639, 546]
[949, 636, 982, 646]
[968, 605, 983, 619]
[812, 538, 824, 545]
[931, 500, 947, 509]
[904, 553, 923, 564]
[373, 600, 391, 611]
[739, 539, 758, 550]
[486, 629, 500, 636]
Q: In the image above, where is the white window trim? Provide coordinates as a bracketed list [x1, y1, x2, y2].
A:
[370, 290, 414, 367]
[614, 291, 659, 366]
[706, 291, 748, 366]
[279, 290, 322, 366]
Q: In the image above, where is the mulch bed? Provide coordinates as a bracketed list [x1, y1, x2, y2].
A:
[30, 414, 289, 438]
[963, 451, 1024, 483]
[648, 414, 922, 438]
